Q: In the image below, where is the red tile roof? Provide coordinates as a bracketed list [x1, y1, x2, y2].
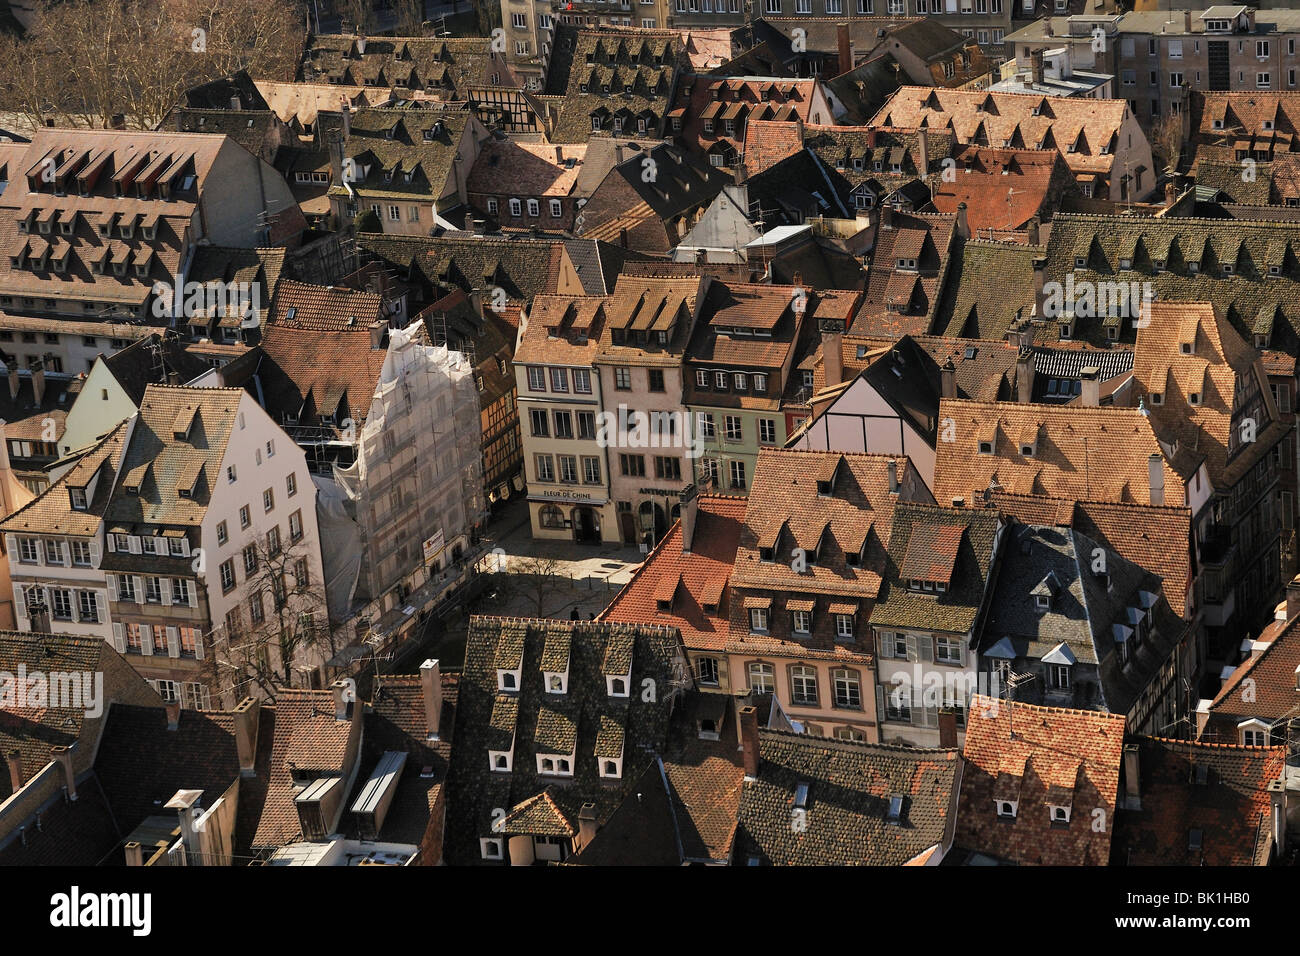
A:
[956, 695, 1125, 865]
[600, 494, 746, 652]
[930, 145, 1075, 233]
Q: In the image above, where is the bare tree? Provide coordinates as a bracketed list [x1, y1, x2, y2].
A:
[1151, 113, 1185, 177]
[218, 531, 334, 699]
[392, 0, 427, 36]
[509, 554, 562, 617]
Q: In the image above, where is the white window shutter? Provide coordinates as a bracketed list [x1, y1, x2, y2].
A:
[918, 635, 934, 663]
[905, 634, 918, 662]
[89, 539, 101, 565]
[187, 583, 197, 608]
[958, 639, 968, 668]
[3, 534, 14, 556]
[13, 585, 28, 627]
[161, 581, 172, 606]
[34, 543, 44, 566]
[107, 575, 118, 601]
[154, 536, 167, 554]
[111, 623, 126, 654]
[193, 629, 205, 661]
[106, 534, 116, 553]
[167, 626, 180, 658]
[876, 685, 887, 720]
[133, 577, 145, 603]
[878, 632, 893, 659]
[140, 624, 154, 656]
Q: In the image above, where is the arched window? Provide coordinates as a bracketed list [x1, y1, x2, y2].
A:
[539, 504, 565, 529]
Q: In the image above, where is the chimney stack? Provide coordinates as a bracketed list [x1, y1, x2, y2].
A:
[331, 678, 354, 721]
[837, 22, 853, 77]
[32, 360, 45, 406]
[1165, 179, 1178, 206]
[1147, 453, 1165, 507]
[821, 326, 843, 389]
[341, 97, 352, 139]
[166, 701, 180, 731]
[1286, 574, 1300, 622]
[1080, 366, 1100, 407]
[938, 707, 958, 748]
[1016, 346, 1034, 403]
[421, 658, 444, 739]
[917, 127, 929, 176]
[680, 491, 699, 553]
[1122, 743, 1141, 810]
[940, 357, 957, 399]
[1269, 779, 1287, 856]
[233, 697, 260, 776]
[880, 203, 894, 230]
[50, 745, 76, 800]
[887, 458, 900, 494]
[124, 842, 144, 867]
[955, 201, 970, 240]
[1026, 215, 1040, 246]
[739, 704, 760, 779]
[5, 748, 23, 792]
[1030, 48, 1045, 87]
[165, 789, 203, 865]
[1184, 10, 1192, 32]
[578, 801, 598, 851]
[369, 318, 389, 350]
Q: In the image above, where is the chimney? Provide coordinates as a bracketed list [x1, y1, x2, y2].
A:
[1033, 256, 1046, 317]
[1269, 779, 1287, 856]
[50, 745, 76, 800]
[938, 707, 958, 748]
[341, 97, 352, 139]
[165, 701, 180, 731]
[5, 748, 23, 792]
[1184, 10, 1192, 32]
[821, 326, 843, 389]
[940, 357, 957, 399]
[1030, 49, 1045, 87]
[32, 360, 45, 406]
[886, 458, 899, 494]
[165, 789, 203, 865]
[1148, 454, 1165, 506]
[837, 22, 853, 77]
[1044, 19, 1053, 37]
[421, 658, 444, 739]
[1286, 574, 1300, 621]
[124, 842, 144, 867]
[731, 161, 748, 186]
[7, 363, 18, 401]
[955, 201, 970, 240]
[1026, 215, 1040, 246]
[880, 203, 894, 230]
[331, 678, 354, 720]
[578, 801, 598, 851]
[917, 127, 929, 176]
[369, 318, 389, 350]
[1080, 366, 1100, 407]
[680, 493, 699, 553]
[1122, 743, 1141, 810]
[233, 697, 260, 776]
[739, 704, 760, 778]
[1016, 346, 1034, 403]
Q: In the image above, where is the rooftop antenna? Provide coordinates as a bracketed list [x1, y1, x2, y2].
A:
[1004, 669, 1036, 740]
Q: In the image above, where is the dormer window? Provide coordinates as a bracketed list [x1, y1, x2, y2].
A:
[601, 758, 622, 778]
[489, 748, 513, 772]
[1035, 593, 1050, 611]
[997, 800, 1017, 819]
[1020, 442, 1035, 457]
[1074, 257, 1086, 269]
[1049, 804, 1072, 824]
[1153, 259, 1164, 272]
[69, 487, 88, 510]
[1213, 119, 1224, 129]
[1222, 264, 1234, 276]
[1059, 321, 1073, 340]
[545, 671, 567, 694]
[1119, 258, 1131, 270]
[480, 837, 503, 860]
[896, 257, 917, 271]
[497, 668, 520, 692]
[978, 440, 994, 455]
[607, 674, 630, 698]
[1188, 262, 1199, 275]
[1189, 391, 1201, 406]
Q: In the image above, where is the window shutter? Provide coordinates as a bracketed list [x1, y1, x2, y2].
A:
[193, 630, 205, 661]
[187, 583, 197, 608]
[924, 703, 940, 728]
[918, 635, 934, 663]
[111, 623, 126, 654]
[161, 581, 172, 606]
[958, 639, 968, 668]
[13, 585, 28, 627]
[154, 536, 168, 554]
[878, 631, 893, 659]
[128, 536, 142, 554]
[167, 626, 180, 658]
[876, 685, 887, 721]
[107, 575, 118, 602]
[133, 577, 145, 603]
[34, 543, 44, 566]
[3, 534, 14, 556]
[106, 534, 116, 552]
[89, 539, 101, 566]
[140, 624, 154, 656]
[905, 634, 918, 662]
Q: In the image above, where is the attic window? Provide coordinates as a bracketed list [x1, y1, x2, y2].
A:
[1020, 443, 1035, 457]
[1180, 342, 1193, 354]
[1035, 593, 1050, 611]
[1222, 264, 1234, 276]
[886, 795, 904, 825]
[1119, 258, 1132, 270]
[1188, 262, 1200, 275]
[607, 675, 629, 698]
[1074, 257, 1086, 269]
[978, 440, 994, 455]
[997, 800, 1017, 819]
[1265, 120, 1275, 130]
[1270, 264, 1282, 276]
[1050, 805, 1071, 824]
[1059, 321, 1073, 340]
[1188, 828, 1203, 852]
[497, 669, 518, 692]
[1150, 392, 1164, 405]
[794, 781, 810, 809]
[1189, 391, 1201, 406]
[1213, 119, 1224, 130]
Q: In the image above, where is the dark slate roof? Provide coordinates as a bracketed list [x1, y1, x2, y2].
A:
[934, 239, 1042, 339]
[871, 502, 1001, 634]
[734, 729, 959, 865]
[186, 245, 287, 330]
[326, 107, 472, 203]
[443, 616, 685, 865]
[102, 333, 213, 405]
[179, 70, 271, 111]
[356, 232, 561, 305]
[168, 109, 281, 158]
[300, 35, 500, 98]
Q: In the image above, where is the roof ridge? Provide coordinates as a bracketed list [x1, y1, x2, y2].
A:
[759, 726, 960, 757]
[1143, 735, 1287, 752]
[971, 692, 1127, 723]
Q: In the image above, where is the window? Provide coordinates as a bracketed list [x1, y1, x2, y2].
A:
[144, 577, 162, 604]
[1242, 724, 1269, 747]
[724, 415, 742, 442]
[581, 456, 601, 484]
[1049, 663, 1071, 690]
[535, 454, 555, 482]
[70, 540, 92, 567]
[526, 199, 540, 217]
[1259, 72, 1272, 89]
[286, 473, 297, 498]
[263, 488, 275, 513]
[833, 669, 861, 709]
[791, 665, 818, 706]
[511, 11, 526, 27]
[573, 369, 591, 394]
[750, 607, 769, 632]
[749, 661, 775, 693]
[835, 614, 854, 640]
[117, 574, 136, 602]
[1258, 40, 1270, 58]
[50, 588, 72, 621]
[17, 538, 38, 564]
[696, 656, 720, 686]
[648, 369, 665, 392]
[696, 413, 715, 438]
[730, 460, 746, 489]
[219, 559, 236, 593]
[527, 367, 547, 392]
[239, 505, 251, 530]
[529, 408, 550, 438]
[509, 198, 522, 217]
[614, 367, 632, 390]
[759, 419, 776, 444]
[553, 411, 573, 439]
[78, 591, 99, 623]
[577, 411, 596, 440]
[1170, 72, 1183, 88]
[619, 454, 645, 477]
[558, 455, 578, 483]
[792, 609, 811, 634]
[935, 636, 963, 665]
